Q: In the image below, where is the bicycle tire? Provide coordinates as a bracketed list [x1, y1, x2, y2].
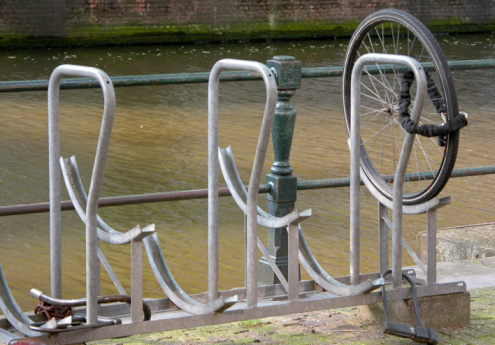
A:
[342, 9, 459, 205]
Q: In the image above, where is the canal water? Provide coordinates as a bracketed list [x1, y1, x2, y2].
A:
[1, 34, 495, 311]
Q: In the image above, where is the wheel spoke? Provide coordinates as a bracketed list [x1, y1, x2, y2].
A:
[362, 115, 395, 146]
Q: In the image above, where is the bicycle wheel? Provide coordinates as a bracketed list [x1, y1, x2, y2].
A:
[343, 9, 459, 205]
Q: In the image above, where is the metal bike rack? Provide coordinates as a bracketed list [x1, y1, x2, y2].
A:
[349, 53, 452, 287]
[208, 59, 311, 308]
[212, 59, 312, 305]
[0, 57, 468, 345]
[48, 65, 157, 325]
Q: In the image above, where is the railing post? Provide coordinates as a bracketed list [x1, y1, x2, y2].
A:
[258, 56, 301, 284]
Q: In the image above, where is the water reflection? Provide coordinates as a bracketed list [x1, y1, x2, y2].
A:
[0, 34, 494, 310]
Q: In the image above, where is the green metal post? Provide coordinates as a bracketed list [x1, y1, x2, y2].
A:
[258, 56, 302, 284]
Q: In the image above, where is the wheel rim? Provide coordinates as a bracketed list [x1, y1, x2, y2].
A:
[343, 15, 458, 204]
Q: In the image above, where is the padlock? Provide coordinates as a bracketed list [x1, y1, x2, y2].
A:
[381, 269, 438, 344]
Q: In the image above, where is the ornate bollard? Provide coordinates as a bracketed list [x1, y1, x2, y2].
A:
[258, 56, 302, 284]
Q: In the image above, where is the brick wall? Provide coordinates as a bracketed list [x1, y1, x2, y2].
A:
[1, 0, 494, 47]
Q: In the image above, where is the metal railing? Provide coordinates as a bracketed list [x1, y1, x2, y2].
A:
[1, 58, 495, 219]
[1, 59, 494, 93]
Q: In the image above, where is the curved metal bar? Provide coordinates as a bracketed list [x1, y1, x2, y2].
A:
[0, 262, 41, 337]
[61, 156, 119, 235]
[350, 54, 427, 288]
[358, 164, 450, 214]
[60, 156, 155, 244]
[219, 146, 315, 293]
[143, 233, 237, 315]
[298, 225, 383, 295]
[219, 147, 271, 220]
[208, 59, 277, 308]
[30, 289, 151, 321]
[61, 156, 129, 295]
[48, 64, 117, 323]
[219, 146, 312, 228]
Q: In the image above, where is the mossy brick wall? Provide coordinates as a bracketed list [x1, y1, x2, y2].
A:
[0, 0, 494, 47]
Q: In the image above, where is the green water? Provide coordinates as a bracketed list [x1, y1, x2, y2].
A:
[0, 35, 495, 311]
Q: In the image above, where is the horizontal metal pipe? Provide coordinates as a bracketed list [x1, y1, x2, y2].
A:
[297, 165, 495, 190]
[1, 165, 495, 217]
[0, 185, 271, 216]
[302, 59, 495, 78]
[0, 71, 262, 93]
[1, 59, 494, 93]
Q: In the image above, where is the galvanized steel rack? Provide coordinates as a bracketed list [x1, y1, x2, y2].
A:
[0, 57, 466, 345]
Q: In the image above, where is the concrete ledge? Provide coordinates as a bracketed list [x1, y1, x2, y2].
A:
[414, 257, 495, 290]
[358, 291, 470, 330]
[419, 223, 495, 262]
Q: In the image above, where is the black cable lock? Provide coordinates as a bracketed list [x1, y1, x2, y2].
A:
[381, 270, 439, 344]
[399, 69, 467, 146]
